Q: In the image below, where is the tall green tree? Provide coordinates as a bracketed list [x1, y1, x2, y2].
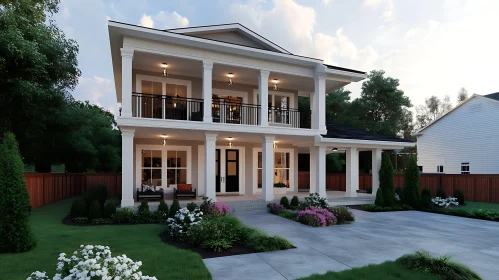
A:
[457, 87, 468, 103]
[0, 132, 36, 252]
[403, 156, 421, 208]
[379, 153, 395, 206]
[0, 0, 80, 172]
[325, 88, 352, 124]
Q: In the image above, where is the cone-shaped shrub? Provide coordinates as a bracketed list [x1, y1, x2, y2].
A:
[138, 200, 150, 214]
[169, 199, 180, 218]
[403, 156, 421, 208]
[186, 202, 197, 211]
[374, 188, 385, 207]
[88, 200, 102, 220]
[279, 197, 290, 209]
[103, 198, 119, 218]
[157, 200, 168, 214]
[0, 132, 36, 253]
[421, 188, 432, 209]
[290, 196, 299, 208]
[379, 153, 395, 206]
[453, 189, 465, 205]
[436, 188, 446, 198]
[71, 197, 88, 218]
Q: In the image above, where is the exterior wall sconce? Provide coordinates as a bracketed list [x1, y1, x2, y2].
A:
[273, 141, 278, 149]
[227, 137, 233, 148]
[161, 62, 168, 76]
[161, 134, 168, 145]
[332, 147, 338, 152]
[227, 73, 234, 85]
[272, 79, 278, 90]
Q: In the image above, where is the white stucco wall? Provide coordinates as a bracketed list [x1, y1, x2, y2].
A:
[416, 96, 499, 174]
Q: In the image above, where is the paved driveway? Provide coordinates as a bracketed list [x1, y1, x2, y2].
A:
[203, 209, 499, 280]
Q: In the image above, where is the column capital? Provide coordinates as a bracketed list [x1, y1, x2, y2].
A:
[204, 132, 217, 141]
[259, 70, 270, 78]
[203, 60, 214, 70]
[121, 128, 135, 137]
[261, 135, 275, 143]
[314, 72, 327, 81]
[120, 48, 134, 58]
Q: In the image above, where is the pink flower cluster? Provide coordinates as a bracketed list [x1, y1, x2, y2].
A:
[297, 207, 337, 227]
[207, 202, 231, 216]
[267, 202, 284, 214]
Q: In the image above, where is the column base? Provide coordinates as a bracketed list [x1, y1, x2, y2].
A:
[121, 199, 135, 208]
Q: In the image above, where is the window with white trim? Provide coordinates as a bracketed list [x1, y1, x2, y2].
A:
[141, 150, 162, 187]
[461, 162, 470, 174]
[257, 152, 291, 188]
[166, 150, 187, 186]
[437, 165, 444, 173]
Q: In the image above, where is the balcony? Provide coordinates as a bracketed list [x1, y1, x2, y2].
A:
[131, 92, 311, 129]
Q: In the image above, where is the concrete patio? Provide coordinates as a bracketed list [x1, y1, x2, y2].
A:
[204, 209, 499, 280]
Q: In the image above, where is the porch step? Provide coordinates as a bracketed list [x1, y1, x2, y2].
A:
[223, 199, 268, 214]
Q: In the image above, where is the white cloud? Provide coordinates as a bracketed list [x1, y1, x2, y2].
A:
[322, 0, 332, 6]
[140, 14, 154, 28]
[363, 0, 394, 21]
[75, 76, 117, 114]
[140, 10, 189, 29]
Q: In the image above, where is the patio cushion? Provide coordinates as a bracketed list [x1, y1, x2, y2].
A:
[177, 184, 192, 192]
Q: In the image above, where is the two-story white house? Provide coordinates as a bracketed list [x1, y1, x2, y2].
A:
[414, 93, 499, 174]
[108, 21, 414, 207]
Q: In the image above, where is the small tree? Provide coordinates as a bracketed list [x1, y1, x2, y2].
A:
[379, 153, 395, 206]
[157, 200, 168, 214]
[279, 197, 290, 209]
[169, 199, 180, 218]
[138, 200, 150, 214]
[0, 132, 36, 252]
[403, 156, 421, 208]
[290, 196, 299, 208]
[374, 188, 385, 207]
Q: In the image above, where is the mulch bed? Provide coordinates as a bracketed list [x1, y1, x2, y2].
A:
[159, 231, 258, 259]
[345, 205, 368, 211]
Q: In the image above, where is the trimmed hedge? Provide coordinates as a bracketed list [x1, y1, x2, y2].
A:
[138, 200, 150, 214]
[279, 197, 290, 209]
[71, 197, 88, 218]
[88, 200, 102, 220]
[290, 196, 299, 208]
[169, 199, 180, 218]
[157, 200, 169, 214]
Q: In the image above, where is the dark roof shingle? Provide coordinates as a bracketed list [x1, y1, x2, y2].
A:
[322, 123, 413, 143]
[484, 92, 499, 101]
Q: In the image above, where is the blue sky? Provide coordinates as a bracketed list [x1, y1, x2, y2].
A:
[53, 0, 499, 115]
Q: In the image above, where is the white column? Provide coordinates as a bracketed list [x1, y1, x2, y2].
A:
[120, 48, 134, 117]
[345, 147, 359, 196]
[262, 135, 275, 201]
[309, 146, 317, 193]
[258, 70, 270, 126]
[372, 148, 382, 195]
[204, 133, 217, 201]
[313, 72, 326, 132]
[315, 146, 327, 197]
[202, 60, 213, 123]
[121, 128, 135, 207]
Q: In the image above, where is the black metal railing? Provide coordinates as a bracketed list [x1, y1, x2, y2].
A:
[212, 99, 260, 125]
[132, 93, 204, 121]
[269, 106, 311, 129]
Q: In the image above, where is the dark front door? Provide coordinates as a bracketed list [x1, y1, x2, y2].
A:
[225, 149, 239, 192]
[215, 149, 221, 193]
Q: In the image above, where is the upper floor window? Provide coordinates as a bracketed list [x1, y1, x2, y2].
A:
[437, 165, 444, 173]
[461, 162, 470, 174]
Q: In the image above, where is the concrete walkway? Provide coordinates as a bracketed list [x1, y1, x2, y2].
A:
[203, 209, 499, 280]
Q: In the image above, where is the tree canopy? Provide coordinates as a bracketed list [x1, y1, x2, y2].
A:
[0, 0, 120, 173]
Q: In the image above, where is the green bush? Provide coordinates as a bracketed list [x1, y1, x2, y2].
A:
[290, 196, 299, 208]
[169, 199, 180, 218]
[103, 198, 119, 218]
[91, 218, 112, 224]
[0, 132, 36, 253]
[246, 231, 293, 252]
[83, 184, 108, 207]
[187, 216, 243, 252]
[436, 188, 446, 198]
[374, 188, 385, 207]
[157, 200, 168, 214]
[403, 156, 421, 208]
[72, 217, 89, 224]
[186, 202, 197, 211]
[113, 207, 136, 223]
[398, 251, 482, 280]
[362, 204, 413, 212]
[277, 210, 297, 221]
[200, 197, 213, 213]
[71, 197, 88, 218]
[421, 188, 432, 209]
[138, 200, 150, 214]
[279, 197, 290, 209]
[379, 153, 395, 206]
[88, 200, 102, 220]
[453, 189, 465, 205]
[328, 206, 355, 223]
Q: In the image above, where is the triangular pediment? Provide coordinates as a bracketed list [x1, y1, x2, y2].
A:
[167, 24, 290, 54]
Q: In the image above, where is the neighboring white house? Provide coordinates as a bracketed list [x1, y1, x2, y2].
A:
[414, 93, 499, 174]
[108, 21, 414, 207]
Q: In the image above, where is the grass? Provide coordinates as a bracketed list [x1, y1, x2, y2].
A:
[300, 251, 481, 280]
[459, 202, 499, 212]
[0, 199, 211, 280]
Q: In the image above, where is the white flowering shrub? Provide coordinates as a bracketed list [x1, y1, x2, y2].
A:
[27, 245, 156, 280]
[167, 207, 203, 240]
[301, 193, 329, 209]
[432, 197, 459, 208]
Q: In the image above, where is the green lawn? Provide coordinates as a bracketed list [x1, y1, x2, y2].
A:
[0, 199, 211, 280]
[299, 261, 439, 280]
[459, 202, 499, 212]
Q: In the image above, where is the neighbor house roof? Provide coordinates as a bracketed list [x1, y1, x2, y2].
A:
[322, 123, 413, 143]
[484, 92, 499, 101]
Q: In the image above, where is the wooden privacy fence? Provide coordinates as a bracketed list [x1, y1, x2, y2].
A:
[24, 173, 122, 208]
[298, 172, 499, 203]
